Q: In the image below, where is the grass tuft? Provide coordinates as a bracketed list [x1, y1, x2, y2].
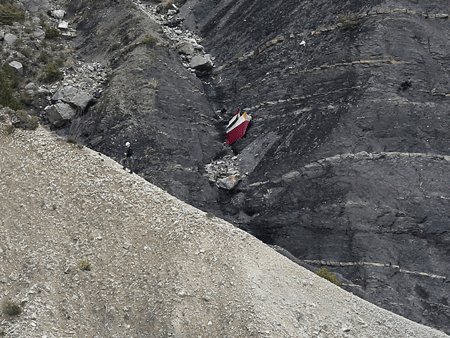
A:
[0, 3, 25, 25]
[1, 300, 22, 317]
[41, 62, 63, 83]
[316, 267, 342, 286]
[78, 259, 91, 271]
[338, 13, 361, 31]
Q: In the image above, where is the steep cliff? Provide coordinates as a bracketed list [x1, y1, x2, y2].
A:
[179, 0, 450, 332]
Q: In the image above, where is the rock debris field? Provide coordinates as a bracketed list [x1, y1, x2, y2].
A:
[0, 117, 448, 337]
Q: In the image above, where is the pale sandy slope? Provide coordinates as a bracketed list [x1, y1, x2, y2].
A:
[0, 121, 447, 338]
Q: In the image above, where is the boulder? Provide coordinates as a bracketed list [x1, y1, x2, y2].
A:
[217, 175, 240, 190]
[3, 33, 18, 46]
[52, 86, 93, 112]
[190, 55, 213, 70]
[8, 61, 23, 75]
[33, 28, 45, 39]
[25, 82, 37, 95]
[281, 170, 300, 183]
[45, 103, 77, 127]
[51, 9, 66, 19]
[176, 41, 195, 55]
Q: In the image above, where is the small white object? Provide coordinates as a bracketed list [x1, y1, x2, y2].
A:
[58, 21, 69, 30]
[300, 40, 306, 46]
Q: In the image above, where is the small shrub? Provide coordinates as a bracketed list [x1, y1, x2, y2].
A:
[7, 109, 39, 130]
[37, 51, 50, 64]
[141, 33, 157, 47]
[78, 259, 91, 271]
[18, 46, 33, 58]
[41, 62, 63, 83]
[4, 124, 15, 135]
[45, 26, 60, 40]
[66, 137, 78, 144]
[1, 299, 22, 316]
[316, 267, 341, 286]
[0, 68, 22, 110]
[147, 78, 159, 90]
[0, 3, 25, 25]
[338, 14, 360, 31]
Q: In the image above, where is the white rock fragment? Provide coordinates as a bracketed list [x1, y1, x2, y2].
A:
[8, 61, 23, 74]
[58, 21, 69, 30]
[3, 33, 18, 45]
[51, 9, 66, 19]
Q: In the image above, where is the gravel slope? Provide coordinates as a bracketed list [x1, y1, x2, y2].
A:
[0, 119, 448, 337]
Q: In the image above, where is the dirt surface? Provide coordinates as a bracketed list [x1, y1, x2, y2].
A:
[0, 117, 448, 337]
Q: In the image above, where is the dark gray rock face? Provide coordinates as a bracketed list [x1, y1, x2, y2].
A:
[181, 0, 450, 333]
[66, 0, 225, 212]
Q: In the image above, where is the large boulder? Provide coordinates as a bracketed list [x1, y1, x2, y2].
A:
[45, 103, 77, 127]
[189, 55, 213, 70]
[176, 41, 195, 55]
[52, 86, 92, 112]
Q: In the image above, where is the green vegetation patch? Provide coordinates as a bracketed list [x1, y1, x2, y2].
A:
[0, 3, 25, 25]
[8, 109, 39, 130]
[44, 26, 60, 40]
[316, 267, 342, 286]
[339, 13, 361, 31]
[78, 259, 91, 271]
[0, 67, 23, 110]
[40, 62, 64, 83]
[1, 299, 22, 317]
[141, 33, 157, 47]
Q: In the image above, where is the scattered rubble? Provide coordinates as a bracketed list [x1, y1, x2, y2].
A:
[205, 155, 241, 190]
[133, 0, 214, 76]
[43, 62, 110, 127]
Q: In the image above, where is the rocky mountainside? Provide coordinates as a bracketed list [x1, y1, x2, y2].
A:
[1, 111, 449, 338]
[179, 0, 450, 332]
[1, 0, 449, 334]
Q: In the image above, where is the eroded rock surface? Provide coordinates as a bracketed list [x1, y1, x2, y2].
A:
[181, 0, 450, 332]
